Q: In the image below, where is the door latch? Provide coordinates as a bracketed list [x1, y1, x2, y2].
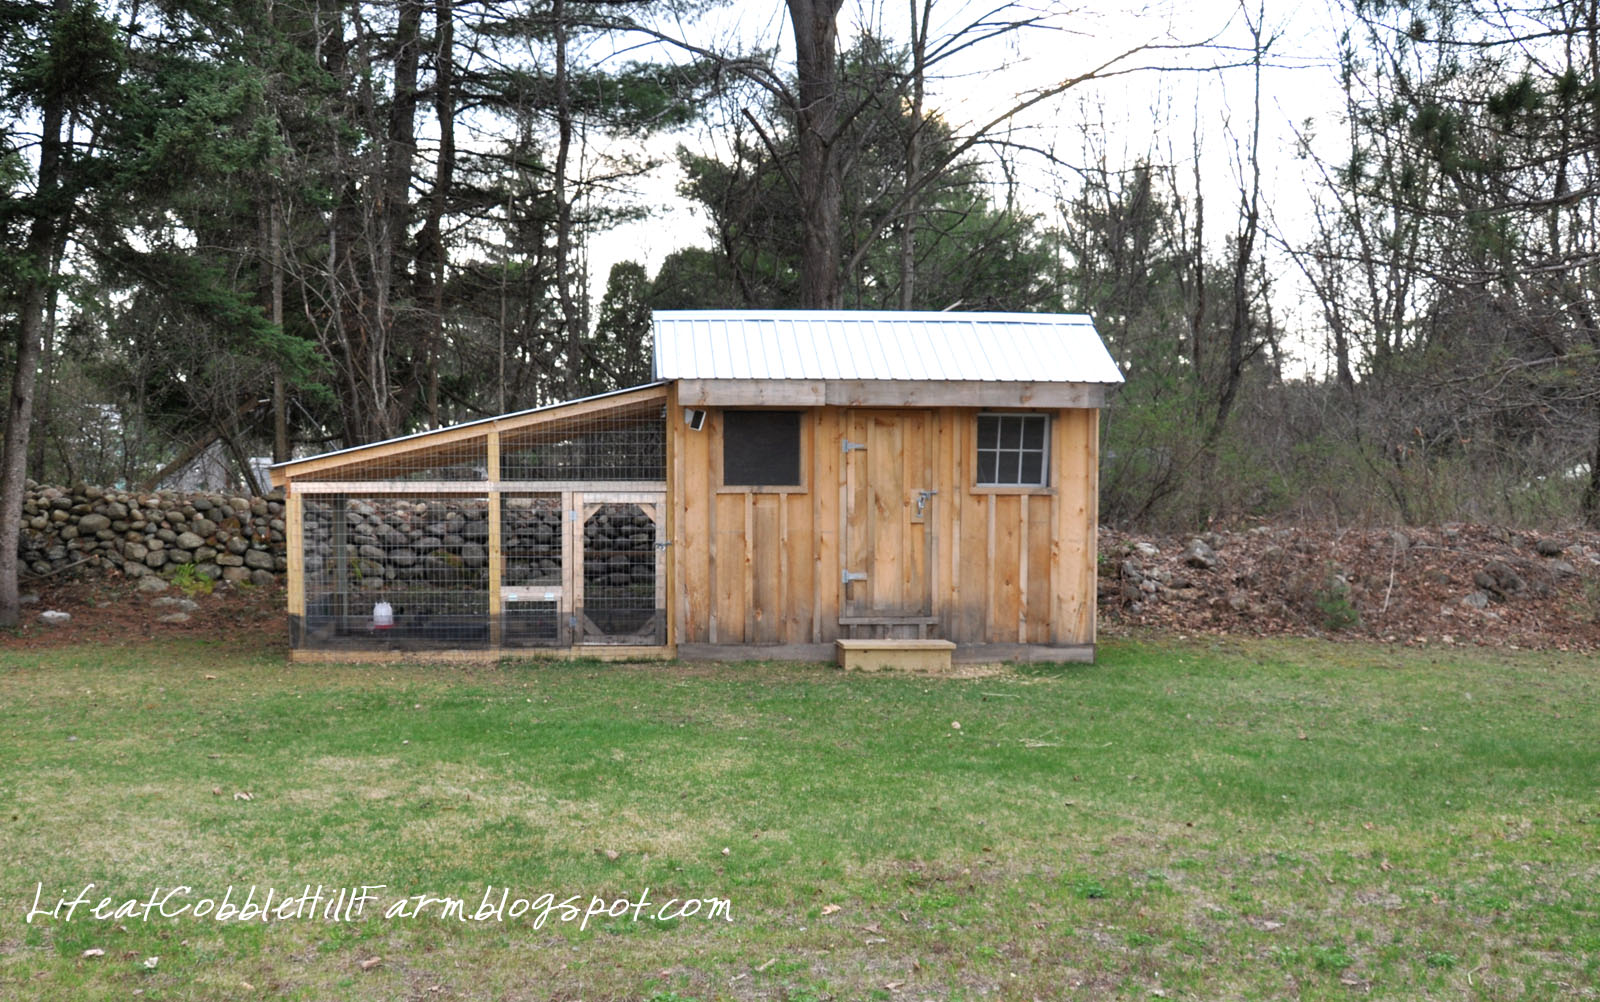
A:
[915, 489, 938, 519]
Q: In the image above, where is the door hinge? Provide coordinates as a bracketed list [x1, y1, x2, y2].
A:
[842, 438, 867, 453]
[841, 569, 868, 585]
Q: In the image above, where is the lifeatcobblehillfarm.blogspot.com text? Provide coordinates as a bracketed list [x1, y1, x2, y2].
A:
[26, 883, 733, 931]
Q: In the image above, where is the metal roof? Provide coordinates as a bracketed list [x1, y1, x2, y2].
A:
[651, 310, 1124, 385]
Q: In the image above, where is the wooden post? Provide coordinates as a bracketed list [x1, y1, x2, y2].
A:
[487, 430, 502, 647]
[285, 484, 304, 642]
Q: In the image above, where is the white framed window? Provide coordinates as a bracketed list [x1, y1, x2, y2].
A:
[976, 413, 1049, 487]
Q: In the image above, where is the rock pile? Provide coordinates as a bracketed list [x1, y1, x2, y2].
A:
[18, 482, 285, 586]
[1100, 523, 1600, 649]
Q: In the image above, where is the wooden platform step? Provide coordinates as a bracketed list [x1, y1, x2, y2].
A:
[835, 638, 956, 673]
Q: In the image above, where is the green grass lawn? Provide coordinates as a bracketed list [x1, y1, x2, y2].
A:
[0, 636, 1596, 1001]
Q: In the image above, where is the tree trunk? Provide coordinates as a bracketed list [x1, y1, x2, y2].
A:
[414, 0, 454, 427]
[787, 0, 845, 309]
[554, 0, 583, 398]
[378, 0, 422, 435]
[897, 0, 930, 310]
[1205, 3, 1264, 448]
[27, 243, 64, 479]
[0, 0, 72, 627]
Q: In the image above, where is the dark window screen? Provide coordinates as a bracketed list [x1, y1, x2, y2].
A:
[723, 411, 802, 486]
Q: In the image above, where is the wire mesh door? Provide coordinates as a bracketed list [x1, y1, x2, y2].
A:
[500, 492, 567, 647]
[577, 498, 664, 645]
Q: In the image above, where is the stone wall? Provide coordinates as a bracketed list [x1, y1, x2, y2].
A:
[18, 482, 286, 586]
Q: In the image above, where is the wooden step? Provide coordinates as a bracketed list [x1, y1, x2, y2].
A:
[835, 638, 956, 673]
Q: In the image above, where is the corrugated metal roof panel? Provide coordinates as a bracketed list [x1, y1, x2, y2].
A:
[652, 310, 1123, 385]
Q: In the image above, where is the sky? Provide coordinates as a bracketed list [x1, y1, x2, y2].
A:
[577, 0, 1349, 376]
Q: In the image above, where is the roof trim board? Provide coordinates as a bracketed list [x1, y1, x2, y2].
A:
[269, 382, 669, 485]
[674, 378, 1110, 409]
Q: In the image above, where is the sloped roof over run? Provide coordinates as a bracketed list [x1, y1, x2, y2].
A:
[652, 310, 1124, 386]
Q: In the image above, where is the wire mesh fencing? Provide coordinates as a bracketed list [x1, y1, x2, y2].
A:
[500, 493, 565, 647]
[501, 406, 666, 481]
[295, 494, 492, 649]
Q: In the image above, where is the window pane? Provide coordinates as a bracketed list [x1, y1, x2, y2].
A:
[1021, 416, 1046, 450]
[723, 411, 802, 486]
[1019, 452, 1044, 485]
[998, 417, 1022, 449]
[997, 451, 1021, 485]
[978, 450, 998, 484]
[978, 415, 1000, 450]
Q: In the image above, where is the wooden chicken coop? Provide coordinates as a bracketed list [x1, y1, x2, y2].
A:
[270, 310, 1123, 663]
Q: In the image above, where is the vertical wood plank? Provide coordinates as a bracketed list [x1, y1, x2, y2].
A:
[842, 410, 863, 622]
[752, 494, 780, 643]
[1027, 491, 1053, 643]
[786, 491, 813, 642]
[714, 491, 746, 643]
[487, 432, 502, 647]
[743, 491, 757, 642]
[1053, 408, 1096, 645]
[992, 494, 1022, 643]
[940, 409, 953, 637]
[285, 485, 304, 624]
[680, 401, 711, 644]
[1016, 493, 1029, 642]
[958, 454, 988, 643]
[814, 408, 841, 642]
[707, 410, 720, 643]
[984, 493, 997, 641]
[667, 387, 682, 647]
[563, 490, 578, 645]
[777, 493, 789, 641]
[1048, 408, 1066, 647]
[1086, 408, 1101, 645]
[907, 410, 930, 614]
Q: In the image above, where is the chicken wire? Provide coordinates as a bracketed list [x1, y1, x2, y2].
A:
[295, 436, 488, 483]
[500, 493, 565, 647]
[294, 494, 492, 649]
[501, 406, 666, 482]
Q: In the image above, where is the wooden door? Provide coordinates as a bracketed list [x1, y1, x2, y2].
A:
[840, 410, 936, 634]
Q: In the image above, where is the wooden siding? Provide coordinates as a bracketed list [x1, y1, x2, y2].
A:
[668, 387, 1099, 648]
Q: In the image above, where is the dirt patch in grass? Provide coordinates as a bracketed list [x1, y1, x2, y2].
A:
[3, 574, 286, 653]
